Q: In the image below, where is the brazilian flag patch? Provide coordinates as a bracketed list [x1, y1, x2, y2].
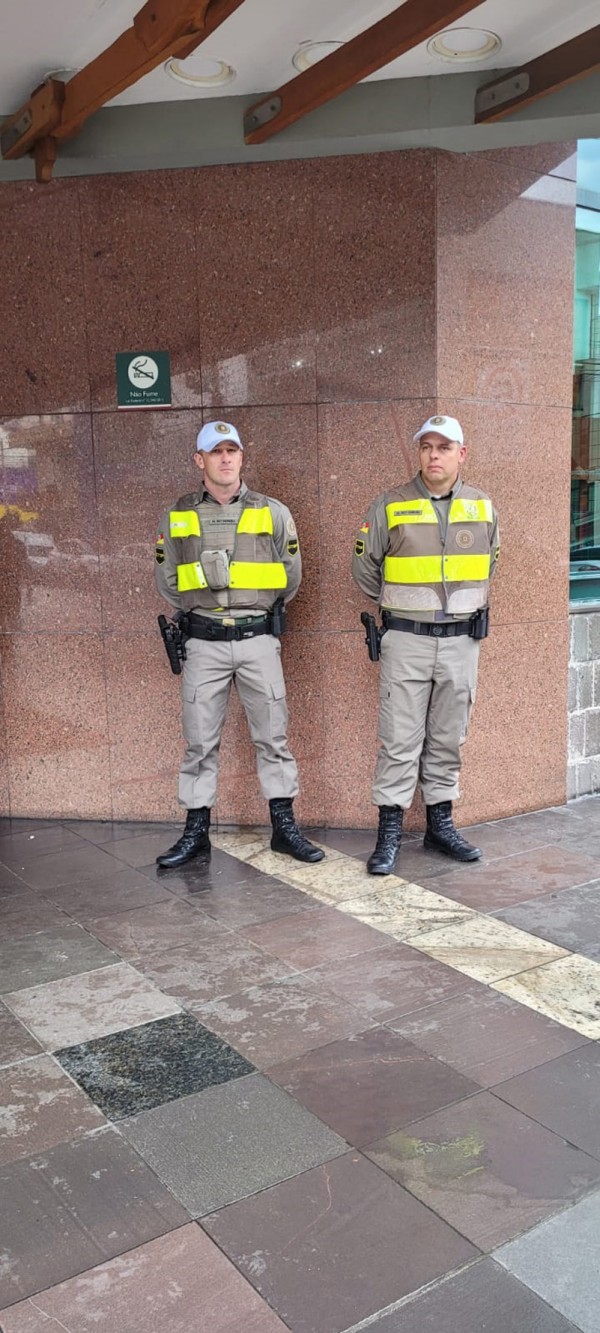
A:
[155, 533, 165, 565]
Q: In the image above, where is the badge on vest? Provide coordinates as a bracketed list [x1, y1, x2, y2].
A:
[355, 538, 365, 556]
[456, 529, 475, 549]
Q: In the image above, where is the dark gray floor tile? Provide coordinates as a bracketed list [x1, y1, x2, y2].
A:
[0, 865, 31, 897]
[122, 1072, 347, 1216]
[267, 1027, 478, 1146]
[109, 831, 187, 868]
[84, 896, 228, 961]
[202, 1151, 478, 1333]
[496, 1190, 600, 1333]
[0, 892, 71, 940]
[496, 881, 600, 960]
[0, 1054, 105, 1165]
[56, 1013, 254, 1120]
[144, 849, 318, 927]
[388, 985, 587, 1086]
[493, 1044, 600, 1158]
[0, 923, 117, 993]
[40, 863, 173, 919]
[0, 1225, 289, 1332]
[367, 1258, 579, 1332]
[0, 1126, 188, 1306]
[0, 818, 54, 836]
[64, 819, 177, 846]
[366, 1090, 600, 1251]
[0, 1001, 42, 1067]
[12, 842, 121, 891]
[432, 845, 600, 912]
[0, 825, 85, 868]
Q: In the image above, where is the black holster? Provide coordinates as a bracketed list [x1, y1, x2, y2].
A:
[469, 607, 490, 640]
[158, 614, 188, 674]
[360, 612, 383, 662]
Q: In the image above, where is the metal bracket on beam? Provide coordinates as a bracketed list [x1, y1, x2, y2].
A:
[243, 95, 282, 138]
[475, 73, 530, 117]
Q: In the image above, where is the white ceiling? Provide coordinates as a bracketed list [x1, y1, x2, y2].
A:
[0, 0, 599, 114]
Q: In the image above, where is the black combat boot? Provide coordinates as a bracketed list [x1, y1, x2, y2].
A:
[424, 801, 481, 862]
[156, 808, 211, 868]
[367, 806, 403, 875]
[269, 799, 325, 863]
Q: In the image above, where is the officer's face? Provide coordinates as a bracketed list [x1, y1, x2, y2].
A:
[419, 433, 466, 493]
[195, 442, 243, 490]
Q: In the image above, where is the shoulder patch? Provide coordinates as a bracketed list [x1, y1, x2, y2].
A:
[355, 538, 365, 557]
[287, 516, 297, 537]
[287, 538, 299, 556]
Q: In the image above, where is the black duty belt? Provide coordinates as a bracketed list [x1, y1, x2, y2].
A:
[382, 613, 472, 638]
[186, 613, 271, 642]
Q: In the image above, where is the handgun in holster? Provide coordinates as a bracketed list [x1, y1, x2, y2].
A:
[360, 611, 383, 662]
[269, 597, 287, 637]
[469, 607, 490, 640]
[158, 614, 188, 675]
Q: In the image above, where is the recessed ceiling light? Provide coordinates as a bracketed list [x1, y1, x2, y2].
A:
[164, 55, 236, 87]
[427, 28, 502, 62]
[292, 41, 343, 73]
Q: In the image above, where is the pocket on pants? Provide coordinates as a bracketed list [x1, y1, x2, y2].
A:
[182, 681, 202, 745]
[269, 679, 288, 744]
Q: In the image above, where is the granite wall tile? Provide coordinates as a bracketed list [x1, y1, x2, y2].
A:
[0, 415, 100, 632]
[313, 152, 436, 403]
[197, 161, 316, 407]
[79, 171, 202, 410]
[0, 634, 112, 819]
[0, 181, 89, 417]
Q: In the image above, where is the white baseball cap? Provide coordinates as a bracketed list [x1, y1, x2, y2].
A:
[413, 415, 464, 446]
[196, 421, 243, 452]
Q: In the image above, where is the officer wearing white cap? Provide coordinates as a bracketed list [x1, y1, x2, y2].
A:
[352, 414, 499, 874]
[155, 420, 324, 868]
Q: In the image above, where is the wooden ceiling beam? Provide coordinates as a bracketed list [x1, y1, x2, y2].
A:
[475, 23, 600, 123]
[244, 0, 484, 145]
[1, 0, 246, 173]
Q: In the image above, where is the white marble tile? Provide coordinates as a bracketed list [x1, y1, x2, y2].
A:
[211, 830, 271, 861]
[493, 954, 600, 1038]
[411, 916, 568, 985]
[335, 882, 476, 940]
[4, 963, 181, 1050]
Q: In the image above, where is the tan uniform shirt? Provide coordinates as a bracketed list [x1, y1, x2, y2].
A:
[155, 480, 301, 618]
[352, 473, 500, 623]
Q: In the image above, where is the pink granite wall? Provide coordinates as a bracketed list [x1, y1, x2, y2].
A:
[0, 146, 575, 826]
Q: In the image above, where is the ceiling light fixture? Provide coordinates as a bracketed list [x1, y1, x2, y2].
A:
[292, 41, 343, 73]
[164, 55, 236, 87]
[427, 28, 502, 62]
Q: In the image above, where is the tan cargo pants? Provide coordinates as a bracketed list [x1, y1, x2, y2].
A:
[373, 628, 480, 809]
[178, 634, 299, 809]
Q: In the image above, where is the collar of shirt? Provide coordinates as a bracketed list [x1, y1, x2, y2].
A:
[198, 480, 248, 505]
[414, 472, 463, 503]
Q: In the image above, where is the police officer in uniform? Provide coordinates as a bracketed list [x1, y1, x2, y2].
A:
[155, 421, 324, 869]
[352, 415, 499, 875]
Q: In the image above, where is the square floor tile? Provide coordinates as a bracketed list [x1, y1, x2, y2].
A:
[413, 916, 567, 984]
[0, 1126, 188, 1306]
[365, 1090, 600, 1251]
[0, 1054, 105, 1165]
[8, 842, 119, 891]
[493, 1044, 600, 1158]
[0, 824, 84, 867]
[496, 1190, 600, 1333]
[85, 897, 229, 962]
[0, 1002, 42, 1067]
[493, 953, 600, 1038]
[136, 933, 293, 1007]
[110, 831, 186, 868]
[367, 1257, 579, 1332]
[0, 866, 32, 897]
[56, 1013, 255, 1120]
[149, 850, 318, 927]
[241, 905, 386, 970]
[39, 862, 173, 918]
[0, 892, 71, 940]
[388, 985, 587, 1086]
[121, 1072, 347, 1216]
[4, 962, 181, 1049]
[197, 974, 373, 1068]
[0, 1224, 289, 1332]
[267, 1027, 478, 1146]
[0, 923, 117, 993]
[496, 881, 600, 960]
[202, 1151, 478, 1333]
[435, 845, 600, 912]
[65, 818, 177, 845]
[304, 942, 472, 1021]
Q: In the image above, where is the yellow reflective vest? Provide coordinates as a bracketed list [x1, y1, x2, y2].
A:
[382, 481, 494, 614]
[169, 490, 287, 613]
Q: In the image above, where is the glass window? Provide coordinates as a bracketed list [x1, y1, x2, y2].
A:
[571, 141, 600, 606]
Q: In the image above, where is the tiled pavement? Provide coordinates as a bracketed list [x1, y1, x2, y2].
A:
[2, 804, 600, 1330]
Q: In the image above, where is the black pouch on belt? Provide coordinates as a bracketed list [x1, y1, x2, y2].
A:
[469, 608, 490, 640]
